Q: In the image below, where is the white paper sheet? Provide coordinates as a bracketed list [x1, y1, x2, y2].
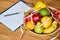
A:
[0, 1, 31, 31]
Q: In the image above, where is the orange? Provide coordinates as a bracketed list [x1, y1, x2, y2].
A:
[26, 21, 35, 30]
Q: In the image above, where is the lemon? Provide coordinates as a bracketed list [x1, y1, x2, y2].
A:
[33, 1, 47, 10]
[26, 21, 35, 30]
[41, 16, 52, 28]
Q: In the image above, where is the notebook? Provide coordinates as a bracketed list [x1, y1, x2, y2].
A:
[0, 1, 31, 31]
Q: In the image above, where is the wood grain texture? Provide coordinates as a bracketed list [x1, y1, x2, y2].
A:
[0, 0, 60, 40]
[0, 0, 18, 12]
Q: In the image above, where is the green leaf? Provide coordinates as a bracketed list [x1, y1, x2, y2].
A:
[24, 12, 28, 15]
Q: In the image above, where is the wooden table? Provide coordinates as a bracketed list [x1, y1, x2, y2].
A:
[0, 0, 60, 40]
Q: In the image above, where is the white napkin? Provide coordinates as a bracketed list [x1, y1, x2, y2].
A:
[0, 1, 31, 31]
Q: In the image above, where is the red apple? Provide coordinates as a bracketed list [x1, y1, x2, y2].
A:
[25, 11, 38, 22]
[25, 12, 42, 23]
[32, 13, 42, 23]
[25, 17, 31, 22]
[49, 8, 60, 24]
[51, 10, 60, 24]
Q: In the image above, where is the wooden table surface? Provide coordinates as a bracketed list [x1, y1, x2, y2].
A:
[0, 0, 60, 40]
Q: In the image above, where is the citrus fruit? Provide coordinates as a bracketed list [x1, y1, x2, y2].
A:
[26, 21, 35, 30]
[33, 1, 47, 10]
[41, 16, 52, 28]
[39, 8, 50, 16]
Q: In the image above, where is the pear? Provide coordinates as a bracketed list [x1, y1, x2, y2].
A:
[34, 22, 43, 34]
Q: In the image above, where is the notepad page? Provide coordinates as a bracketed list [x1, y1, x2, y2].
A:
[0, 1, 31, 31]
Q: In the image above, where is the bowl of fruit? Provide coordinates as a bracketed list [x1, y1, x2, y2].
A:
[24, 1, 60, 40]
